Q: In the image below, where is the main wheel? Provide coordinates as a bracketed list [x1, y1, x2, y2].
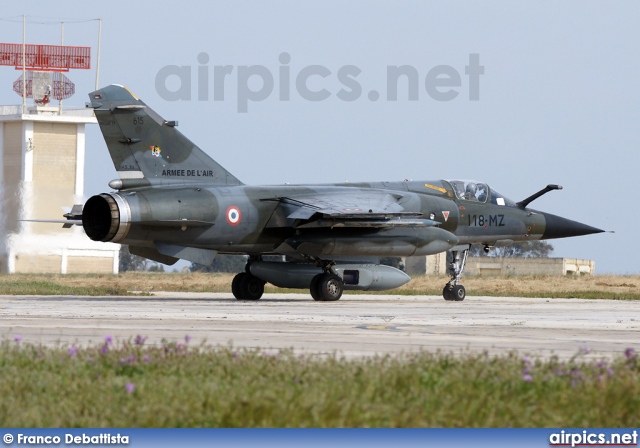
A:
[310, 273, 323, 301]
[239, 274, 265, 300]
[317, 274, 343, 301]
[232, 272, 246, 299]
[452, 285, 466, 301]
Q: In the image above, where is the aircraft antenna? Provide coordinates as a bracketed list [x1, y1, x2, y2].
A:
[1, 16, 94, 113]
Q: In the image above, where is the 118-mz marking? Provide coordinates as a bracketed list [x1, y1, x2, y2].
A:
[468, 214, 505, 227]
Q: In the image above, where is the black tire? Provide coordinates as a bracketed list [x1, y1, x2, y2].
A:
[317, 274, 343, 301]
[232, 273, 246, 299]
[443, 285, 454, 301]
[310, 273, 323, 301]
[452, 285, 466, 301]
[240, 274, 265, 300]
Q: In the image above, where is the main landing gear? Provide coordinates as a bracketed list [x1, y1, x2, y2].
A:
[443, 246, 469, 301]
[309, 260, 344, 301]
[232, 270, 266, 300]
[231, 257, 344, 301]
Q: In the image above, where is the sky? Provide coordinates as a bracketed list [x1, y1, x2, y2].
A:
[1, 1, 638, 274]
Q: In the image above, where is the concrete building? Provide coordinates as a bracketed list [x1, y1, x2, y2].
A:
[0, 104, 119, 274]
[464, 257, 595, 276]
[405, 255, 595, 276]
[405, 252, 446, 276]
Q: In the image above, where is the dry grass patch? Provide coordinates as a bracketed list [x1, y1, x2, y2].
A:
[399, 274, 640, 299]
[0, 272, 639, 299]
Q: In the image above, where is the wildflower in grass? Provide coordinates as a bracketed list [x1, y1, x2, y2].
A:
[86, 356, 94, 363]
[120, 355, 137, 365]
[523, 374, 533, 382]
[607, 367, 614, 377]
[125, 382, 135, 393]
[14, 334, 22, 342]
[185, 335, 191, 344]
[570, 368, 585, 388]
[522, 356, 534, 376]
[100, 344, 109, 355]
[68, 346, 78, 358]
[579, 346, 591, 355]
[104, 335, 113, 346]
[597, 360, 607, 369]
[134, 335, 147, 346]
[598, 374, 606, 383]
[570, 368, 584, 379]
[143, 354, 151, 364]
[624, 347, 636, 360]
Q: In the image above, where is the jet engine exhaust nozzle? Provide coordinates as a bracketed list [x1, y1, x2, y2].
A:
[82, 193, 131, 243]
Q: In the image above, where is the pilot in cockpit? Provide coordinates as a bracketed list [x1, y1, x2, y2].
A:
[464, 182, 478, 201]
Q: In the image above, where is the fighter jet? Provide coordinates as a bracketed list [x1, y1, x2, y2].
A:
[71, 85, 603, 301]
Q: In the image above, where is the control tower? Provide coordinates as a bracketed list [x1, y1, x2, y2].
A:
[0, 42, 119, 273]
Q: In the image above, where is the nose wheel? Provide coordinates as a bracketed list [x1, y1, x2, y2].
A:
[443, 284, 466, 301]
[443, 246, 469, 301]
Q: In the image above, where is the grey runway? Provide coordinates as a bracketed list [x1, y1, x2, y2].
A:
[0, 293, 637, 359]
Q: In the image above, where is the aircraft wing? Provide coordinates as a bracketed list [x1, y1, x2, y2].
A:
[275, 192, 439, 228]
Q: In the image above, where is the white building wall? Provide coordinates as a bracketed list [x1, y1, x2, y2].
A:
[22, 121, 33, 182]
[75, 124, 85, 198]
[0, 121, 4, 258]
[0, 121, 4, 185]
[0, 106, 118, 274]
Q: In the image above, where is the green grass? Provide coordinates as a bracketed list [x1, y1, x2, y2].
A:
[0, 340, 638, 427]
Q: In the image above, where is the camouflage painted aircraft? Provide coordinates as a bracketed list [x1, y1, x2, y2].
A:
[70, 85, 604, 301]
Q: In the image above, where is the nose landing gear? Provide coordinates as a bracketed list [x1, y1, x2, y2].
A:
[443, 246, 469, 301]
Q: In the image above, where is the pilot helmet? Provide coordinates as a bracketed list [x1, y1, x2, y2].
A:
[465, 182, 477, 196]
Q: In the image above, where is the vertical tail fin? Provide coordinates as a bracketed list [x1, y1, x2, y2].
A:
[89, 84, 242, 185]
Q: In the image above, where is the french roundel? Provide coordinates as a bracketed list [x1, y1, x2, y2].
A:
[226, 206, 242, 226]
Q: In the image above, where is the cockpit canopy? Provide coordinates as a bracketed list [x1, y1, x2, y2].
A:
[447, 180, 518, 207]
[449, 180, 488, 202]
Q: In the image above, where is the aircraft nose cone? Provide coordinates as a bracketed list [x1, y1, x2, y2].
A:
[541, 212, 604, 240]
